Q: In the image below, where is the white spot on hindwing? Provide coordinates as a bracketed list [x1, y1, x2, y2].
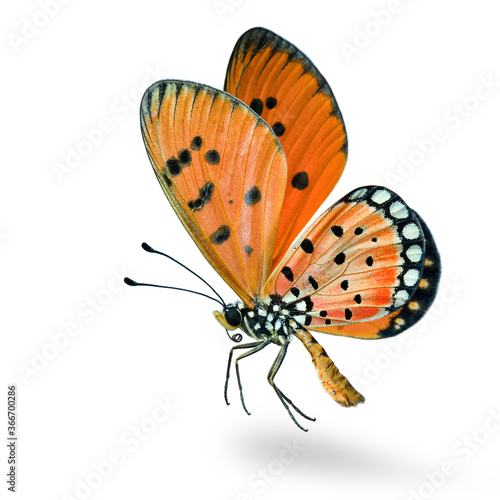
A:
[349, 188, 368, 200]
[403, 268, 420, 287]
[393, 289, 410, 307]
[406, 244, 423, 262]
[402, 222, 420, 240]
[371, 189, 391, 204]
[389, 201, 409, 219]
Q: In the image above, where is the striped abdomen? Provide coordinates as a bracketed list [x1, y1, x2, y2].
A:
[295, 329, 365, 407]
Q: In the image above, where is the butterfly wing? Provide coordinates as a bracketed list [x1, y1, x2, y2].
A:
[141, 80, 287, 305]
[263, 186, 427, 328]
[312, 211, 441, 338]
[225, 27, 348, 265]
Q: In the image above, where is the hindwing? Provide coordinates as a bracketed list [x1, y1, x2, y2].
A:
[264, 186, 427, 328]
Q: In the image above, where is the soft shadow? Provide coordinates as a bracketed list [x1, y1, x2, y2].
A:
[223, 425, 420, 481]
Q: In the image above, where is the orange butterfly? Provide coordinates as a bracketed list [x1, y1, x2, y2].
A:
[128, 27, 441, 430]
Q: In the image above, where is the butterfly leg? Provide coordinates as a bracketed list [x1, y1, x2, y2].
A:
[226, 340, 272, 415]
[267, 343, 316, 432]
[224, 341, 262, 406]
[234, 340, 272, 415]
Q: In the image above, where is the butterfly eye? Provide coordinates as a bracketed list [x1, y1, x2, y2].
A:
[224, 307, 242, 328]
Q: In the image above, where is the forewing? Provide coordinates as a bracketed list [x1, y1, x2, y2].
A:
[264, 186, 426, 328]
[225, 27, 348, 265]
[141, 80, 287, 305]
[312, 212, 441, 338]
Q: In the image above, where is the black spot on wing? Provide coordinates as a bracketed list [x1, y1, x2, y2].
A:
[334, 252, 346, 265]
[191, 136, 203, 151]
[300, 239, 314, 253]
[304, 297, 314, 311]
[266, 97, 277, 109]
[281, 266, 294, 282]
[166, 157, 181, 176]
[291, 171, 308, 190]
[187, 199, 200, 211]
[199, 181, 214, 199]
[250, 98, 263, 115]
[205, 150, 220, 165]
[244, 245, 253, 256]
[209, 225, 231, 245]
[341, 280, 349, 291]
[187, 182, 215, 212]
[244, 186, 262, 206]
[272, 122, 285, 137]
[178, 149, 192, 165]
[331, 225, 343, 237]
[308, 276, 319, 290]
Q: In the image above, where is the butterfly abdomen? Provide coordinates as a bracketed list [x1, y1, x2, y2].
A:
[295, 328, 365, 407]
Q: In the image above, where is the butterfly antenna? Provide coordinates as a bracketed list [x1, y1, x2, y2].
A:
[124, 277, 224, 307]
[139, 242, 228, 307]
[124, 243, 243, 344]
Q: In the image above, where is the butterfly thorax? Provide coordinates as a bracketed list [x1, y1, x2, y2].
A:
[215, 295, 309, 346]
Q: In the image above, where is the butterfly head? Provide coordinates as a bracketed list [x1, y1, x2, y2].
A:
[215, 297, 295, 346]
[214, 304, 242, 331]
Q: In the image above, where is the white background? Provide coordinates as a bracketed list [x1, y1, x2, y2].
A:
[2, 1, 500, 499]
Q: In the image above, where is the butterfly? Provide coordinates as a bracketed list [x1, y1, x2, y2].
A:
[129, 27, 441, 431]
